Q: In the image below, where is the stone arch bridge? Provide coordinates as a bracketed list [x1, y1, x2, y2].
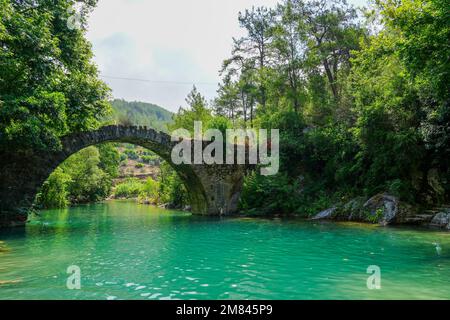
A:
[0, 125, 248, 227]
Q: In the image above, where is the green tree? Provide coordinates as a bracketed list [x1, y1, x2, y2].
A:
[214, 76, 241, 124]
[170, 86, 212, 133]
[35, 167, 71, 208]
[270, 0, 309, 112]
[232, 6, 276, 109]
[63, 146, 111, 204]
[379, 0, 450, 200]
[158, 162, 187, 208]
[0, 0, 110, 151]
[98, 143, 120, 178]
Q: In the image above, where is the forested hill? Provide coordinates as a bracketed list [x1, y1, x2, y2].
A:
[108, 99, 173, 132]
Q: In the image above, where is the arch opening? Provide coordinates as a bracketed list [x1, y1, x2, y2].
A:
[37, 128, 209, 215]
[33, 140, 206, 212]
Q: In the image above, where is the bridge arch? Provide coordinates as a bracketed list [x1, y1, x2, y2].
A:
[0, 126, 246, 227]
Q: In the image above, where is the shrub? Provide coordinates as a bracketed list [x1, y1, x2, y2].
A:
[124, 149, 139, 160]
[35, 168, 71, 209]
[138, 177, 160, 204]
[114, 178, 144, 198]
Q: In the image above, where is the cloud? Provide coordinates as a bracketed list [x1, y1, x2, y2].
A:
[86, 0, 367, 112]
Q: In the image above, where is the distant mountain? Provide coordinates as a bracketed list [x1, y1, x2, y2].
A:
[107, 99, 173, 132]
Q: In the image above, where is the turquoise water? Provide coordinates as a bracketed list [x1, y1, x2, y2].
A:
[1, 200, 450, 300]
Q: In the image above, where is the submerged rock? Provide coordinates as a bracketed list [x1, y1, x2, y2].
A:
[311, 207, 337, 220]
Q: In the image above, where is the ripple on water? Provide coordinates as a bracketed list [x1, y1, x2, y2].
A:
[1, 201, 450, 299]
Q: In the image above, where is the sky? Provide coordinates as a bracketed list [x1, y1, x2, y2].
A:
[86, 0, 368, 113]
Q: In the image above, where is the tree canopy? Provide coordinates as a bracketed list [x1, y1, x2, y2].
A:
[0, 0, 110, 151]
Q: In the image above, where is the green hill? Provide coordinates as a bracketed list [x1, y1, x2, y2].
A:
[107, 99, 173, 132]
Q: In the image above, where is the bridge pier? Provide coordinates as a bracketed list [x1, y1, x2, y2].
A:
[190, 164, 245, 215]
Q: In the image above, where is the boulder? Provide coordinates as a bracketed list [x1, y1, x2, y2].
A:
[311, 207, 337, 220]
[430, 211, 450, 228]
[342, 197, 366, 221]
[310, 194, 417, 225]
[363, 193, 399, 225]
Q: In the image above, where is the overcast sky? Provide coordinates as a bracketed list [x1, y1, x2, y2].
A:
[86, 0, 368, 113]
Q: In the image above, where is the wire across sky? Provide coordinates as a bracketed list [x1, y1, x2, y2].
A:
[100, 75, 218, 86]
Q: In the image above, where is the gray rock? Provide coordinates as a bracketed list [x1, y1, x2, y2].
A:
[363, 193, 399, 225]
[343, 197, 366, 221]
[430, 211, 450, 228]
[311, 207, 337, 220]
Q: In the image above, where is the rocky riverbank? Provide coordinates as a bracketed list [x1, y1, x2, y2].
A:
[311, 193, 450, 230]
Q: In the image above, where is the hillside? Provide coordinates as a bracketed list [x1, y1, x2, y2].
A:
[105, 99, 172, 182]
[108, 99, 173, 132]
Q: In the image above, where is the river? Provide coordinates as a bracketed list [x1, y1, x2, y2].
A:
[0, 200, 449, 299]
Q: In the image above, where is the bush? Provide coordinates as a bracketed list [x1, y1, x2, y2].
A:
[113, 178, 144, 198]
[138, 177, 160, 204]
[141, 154, 160, 165]
[158, 162, 188, 207]
[240, 172, 302, 215]
[206, 116, 232, 135]
[35, 168, 71, 209]
[119, 153, 128, 162]
[124, 149, 139, 160]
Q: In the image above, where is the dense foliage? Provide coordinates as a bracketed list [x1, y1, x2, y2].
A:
[209, 0, 449, 213]
[0, 0, 111, 151]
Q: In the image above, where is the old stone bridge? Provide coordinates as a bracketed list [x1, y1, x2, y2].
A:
[0, 125, 248, 228]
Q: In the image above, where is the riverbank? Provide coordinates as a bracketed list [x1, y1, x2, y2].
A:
[106, 194, 450, 233]
[279, 193, 450, 232]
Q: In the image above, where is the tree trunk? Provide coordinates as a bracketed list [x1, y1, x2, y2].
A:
[323, 58, 338, 100]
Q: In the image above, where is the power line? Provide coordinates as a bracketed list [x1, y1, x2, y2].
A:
[100, 75, 218, 86]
